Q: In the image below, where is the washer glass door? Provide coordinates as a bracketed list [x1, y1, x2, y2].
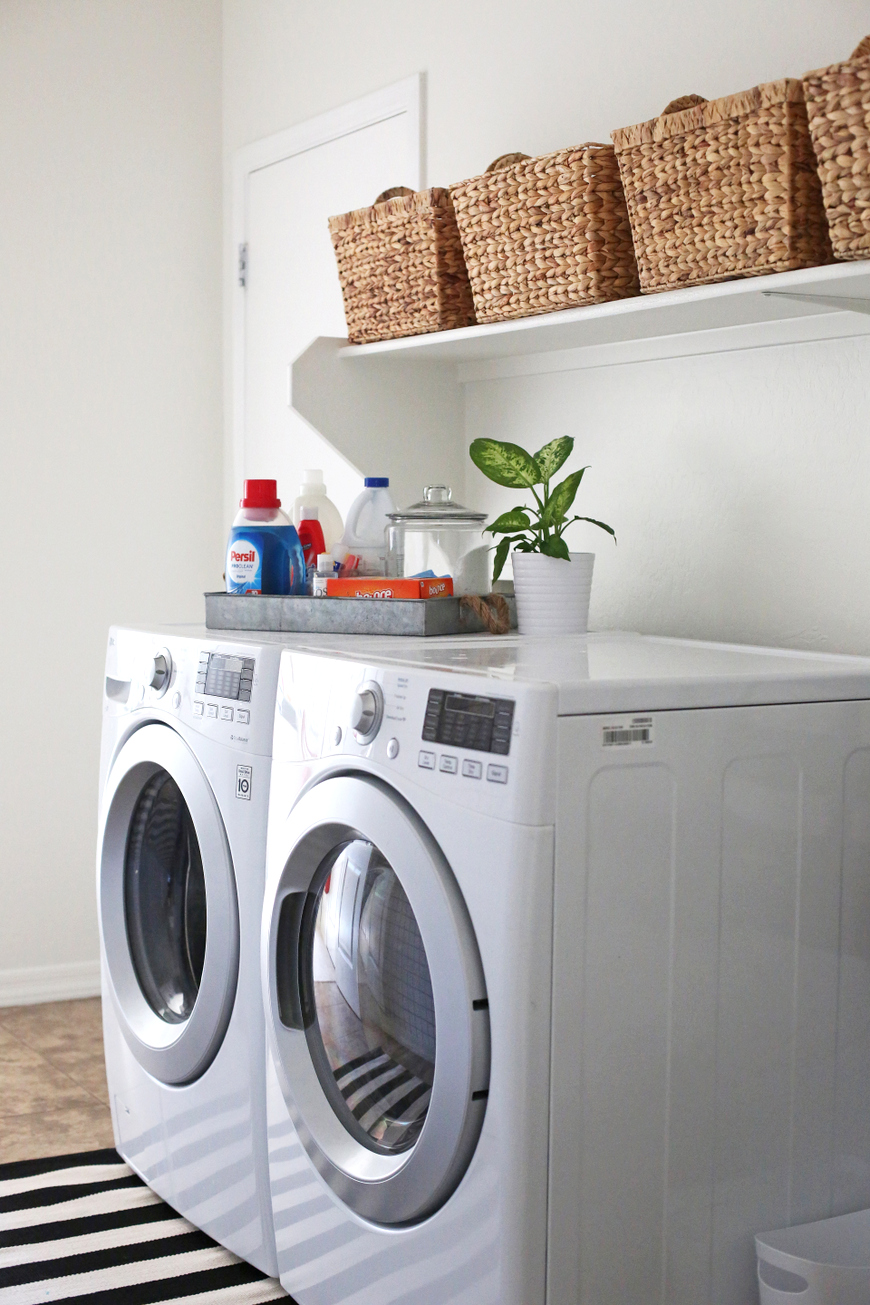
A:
[306, 838, 435, 1154]
[125, 770, 207, 1025]
[99, 724, 239, 1085]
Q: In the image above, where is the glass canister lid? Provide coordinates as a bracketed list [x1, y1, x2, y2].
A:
[387, 485, 487, 523]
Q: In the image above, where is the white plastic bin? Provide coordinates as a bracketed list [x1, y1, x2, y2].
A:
[756, 1209, 870, 1304]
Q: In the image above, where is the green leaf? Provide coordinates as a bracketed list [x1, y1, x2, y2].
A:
[574, 515, 617, 540]
[539, 534, 571, 560]
[470, 438, 541, 489]
[533, 436, 573, 482]
[540, 468, 587, 527]
[486, 508, 531, 535]
[492, 536, 512, 582]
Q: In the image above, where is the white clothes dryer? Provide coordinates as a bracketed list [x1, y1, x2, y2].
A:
[98, 624, 294, 1276]
[261, 632, 870, 1305]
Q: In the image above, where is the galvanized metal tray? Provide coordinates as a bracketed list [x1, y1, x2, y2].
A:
[205, 592, 516, 636]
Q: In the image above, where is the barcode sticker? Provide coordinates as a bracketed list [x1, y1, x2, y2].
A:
[602, 716, 654, 748]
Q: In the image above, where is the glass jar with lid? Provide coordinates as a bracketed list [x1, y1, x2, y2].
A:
[385, 486, 490, 597]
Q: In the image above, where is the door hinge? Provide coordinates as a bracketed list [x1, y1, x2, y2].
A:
[238, 243, 248, 288]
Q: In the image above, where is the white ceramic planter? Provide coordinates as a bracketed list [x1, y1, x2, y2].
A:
[511, 551, 594, 635]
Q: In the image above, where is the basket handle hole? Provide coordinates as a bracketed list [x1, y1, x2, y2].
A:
[485, 153, 531, 173]
[661, 94, 707, 115]
[758, 1260, 810, 1295]
[373, 186, 414, 204]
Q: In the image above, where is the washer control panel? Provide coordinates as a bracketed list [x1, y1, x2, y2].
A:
[195, 651, 255, 703]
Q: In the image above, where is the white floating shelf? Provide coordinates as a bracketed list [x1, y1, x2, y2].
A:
[290, 260, 870, 507]
[336, 259, 870, 381]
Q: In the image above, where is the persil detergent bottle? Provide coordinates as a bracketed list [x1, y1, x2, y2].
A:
[225, 480, 305, 594]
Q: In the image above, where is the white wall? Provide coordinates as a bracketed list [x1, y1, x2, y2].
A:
[0, 1, 223, 997]
[224, 0, 870, 653]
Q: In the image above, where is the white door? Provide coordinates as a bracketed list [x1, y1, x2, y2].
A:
[233, 78, 422, 527]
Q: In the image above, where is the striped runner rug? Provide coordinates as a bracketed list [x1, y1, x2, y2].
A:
[0, 1147, 290, 1303]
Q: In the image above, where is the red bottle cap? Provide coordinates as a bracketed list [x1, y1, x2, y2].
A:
[241, 479, 281, 509]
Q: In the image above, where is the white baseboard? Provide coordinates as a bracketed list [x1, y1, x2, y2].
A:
[0, 960, 101, 1008]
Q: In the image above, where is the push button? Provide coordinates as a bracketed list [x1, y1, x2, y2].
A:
[386, 738, 400, 760]
[206, 703, 218, 719]
[236, 709, 250, 725]
[220, 706, 233, 721]
[193, 701, 204, 717]
[462, 759, 482, 779]
[439, 755, 458, 774]
[486, 764, 509, 784]
[418, 750, 436, 770]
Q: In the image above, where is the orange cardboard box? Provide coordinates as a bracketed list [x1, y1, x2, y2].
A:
[326, 576, 453, 599]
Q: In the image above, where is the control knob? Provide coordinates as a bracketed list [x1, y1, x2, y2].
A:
[149, 649, 172, 696]
[351, 682, 384, 742]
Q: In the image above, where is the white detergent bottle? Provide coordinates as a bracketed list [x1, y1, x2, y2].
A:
[338, 477, 396, 575]
[292, 469, 344, 552]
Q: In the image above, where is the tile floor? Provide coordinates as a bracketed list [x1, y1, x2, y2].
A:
[0, 997, 114, 1163]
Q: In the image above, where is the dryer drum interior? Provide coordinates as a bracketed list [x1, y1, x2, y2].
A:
[288, 838, 437, 1157]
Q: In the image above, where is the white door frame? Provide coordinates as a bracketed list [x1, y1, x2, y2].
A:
[229, 74, 425, 525]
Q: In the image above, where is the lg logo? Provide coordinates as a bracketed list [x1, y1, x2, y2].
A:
[236, 765, 252, 800]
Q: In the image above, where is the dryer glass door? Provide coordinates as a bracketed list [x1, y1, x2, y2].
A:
[306, 838, 436, 1155]
[265, 774, 490, 1226]
[124, 770, 207, 1025]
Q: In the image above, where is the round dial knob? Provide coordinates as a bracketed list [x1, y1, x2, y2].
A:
[351, 683, 383, 742]
[149, 651, 171, 695]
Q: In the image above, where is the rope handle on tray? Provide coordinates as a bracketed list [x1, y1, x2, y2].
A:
[852, 35, 870, 59]
[460, 593, 511, 635]
[661, 94, 707, 115]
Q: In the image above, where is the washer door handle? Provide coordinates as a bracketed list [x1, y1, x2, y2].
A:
[275, 890, 310, 1031]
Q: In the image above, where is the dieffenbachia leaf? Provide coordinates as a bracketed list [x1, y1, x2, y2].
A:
[574, 515, 617, 540]
[540, 468, 588, 527]
[470, 438, 541, 489]
[492, 536, 512, 581]
[539, 534, 571, 560]
[533, 436, 573, 482]
[486, 509, 531, 535]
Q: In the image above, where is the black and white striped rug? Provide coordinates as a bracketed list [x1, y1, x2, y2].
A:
[0, 1148, 289, 1303]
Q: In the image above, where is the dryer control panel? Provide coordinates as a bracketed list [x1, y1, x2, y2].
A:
[272, 648, 558, 825]
[421, 689, 514, 756]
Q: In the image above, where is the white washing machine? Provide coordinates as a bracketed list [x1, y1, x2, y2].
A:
[260, 631, 870, 1305]
[98, 624, 297, 1276]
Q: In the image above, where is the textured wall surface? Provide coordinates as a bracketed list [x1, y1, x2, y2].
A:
[0, 1, 222, 983]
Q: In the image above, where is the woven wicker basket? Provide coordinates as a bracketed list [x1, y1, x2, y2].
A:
[328, 187, 475, 345]
[803, 37, 870, 261]
[612, 82, 832, 294]
[449, 146, 639, 324]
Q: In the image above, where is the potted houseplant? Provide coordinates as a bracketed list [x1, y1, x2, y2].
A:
[469, 435, 615, 635]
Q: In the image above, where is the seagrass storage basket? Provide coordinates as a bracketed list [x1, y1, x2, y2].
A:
[328, 187, 475, 344]
[612, 83, 832, 293]
[449, 146, 639, 324]
[803, 37, 870, 261]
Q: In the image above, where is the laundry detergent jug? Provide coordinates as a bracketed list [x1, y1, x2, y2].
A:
[225, 479, 305, 594]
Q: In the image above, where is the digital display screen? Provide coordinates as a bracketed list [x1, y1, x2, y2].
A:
[444, 694, 494, 718]
[422, 689, 514, 755]
[196, 652, 254, 702]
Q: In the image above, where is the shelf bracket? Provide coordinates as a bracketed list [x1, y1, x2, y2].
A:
[761, 290, 870, 316]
